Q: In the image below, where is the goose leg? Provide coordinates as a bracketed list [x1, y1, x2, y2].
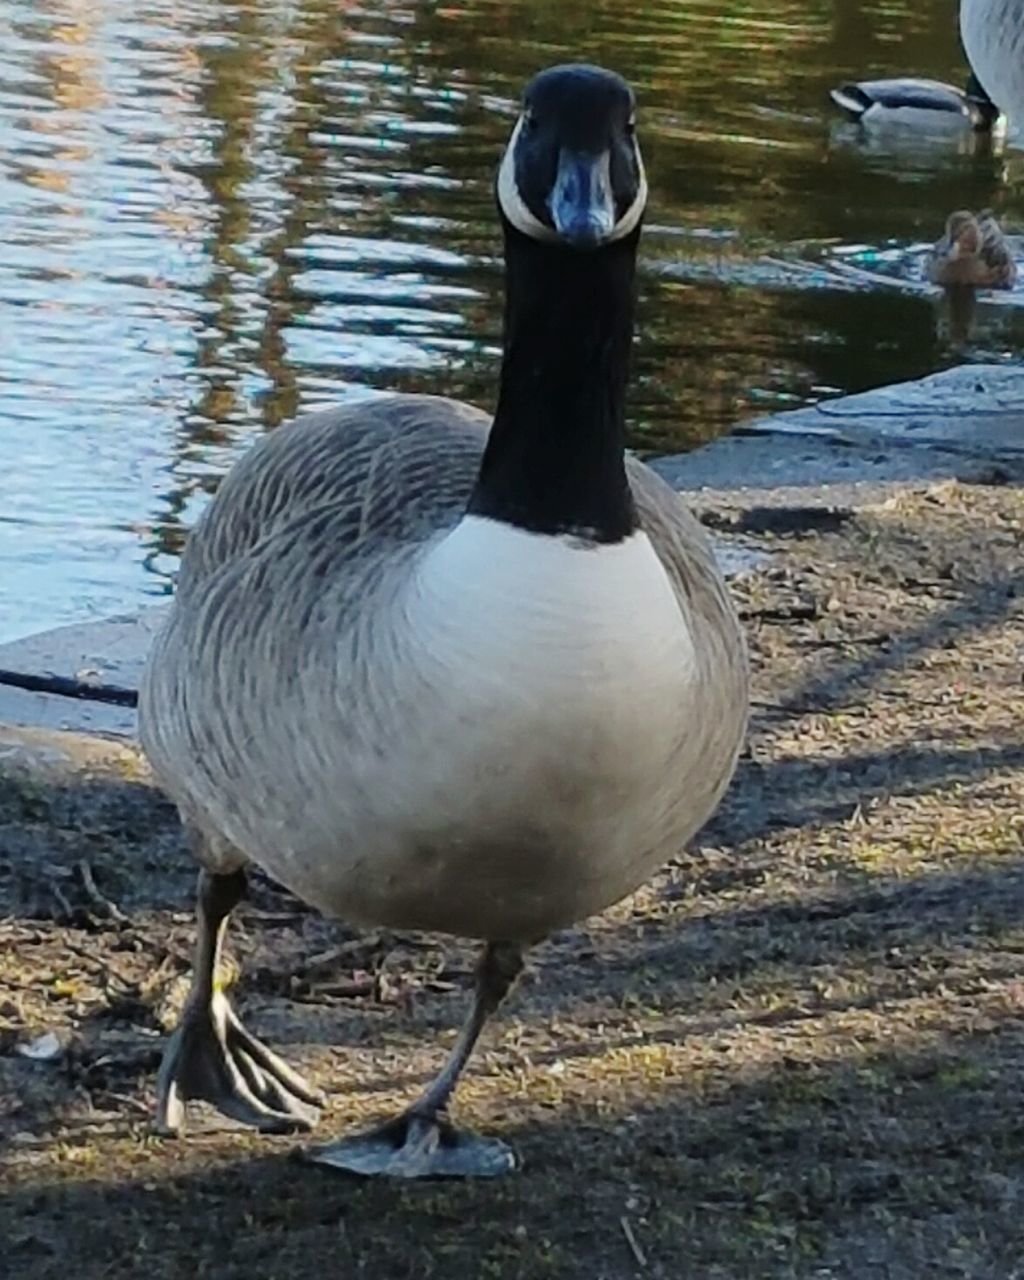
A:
[156, 868, 323, 1136]
[308, 940, 524, 1178]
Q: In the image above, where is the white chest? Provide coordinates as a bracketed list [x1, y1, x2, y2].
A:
[407, 515, 694, 724]
[300, 515, 706, 935]
[192, 517, 722, 938]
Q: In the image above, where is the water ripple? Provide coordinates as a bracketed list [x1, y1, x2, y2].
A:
[1, 0, 1022, 640]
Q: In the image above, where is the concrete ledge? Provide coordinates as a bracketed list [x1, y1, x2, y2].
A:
[745, 365, 1024, 459]
[0, 608, 167, 738]
[0, 606, 167, 693]
[651, 365, 1024, 502]
[0, 684, 140, 740]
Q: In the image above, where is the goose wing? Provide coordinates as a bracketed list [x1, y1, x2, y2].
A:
[626, 457, 747, 656]
[625, 456, 749, 756]
[176, 395, 489, 600]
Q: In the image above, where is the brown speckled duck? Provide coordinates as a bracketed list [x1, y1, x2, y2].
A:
[927, 209, 1017, 288]
[139, 64, 749, 1180]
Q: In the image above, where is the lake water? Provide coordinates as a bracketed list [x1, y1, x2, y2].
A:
[3, 0, 1024, 643]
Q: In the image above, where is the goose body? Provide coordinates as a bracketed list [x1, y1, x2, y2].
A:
[829, 75, 1002, 132]
[139, 64, 747, 1176]
[927, 209, 1017, 288]
[142, 400, 742, 941]
[961, 0, 1024, 126]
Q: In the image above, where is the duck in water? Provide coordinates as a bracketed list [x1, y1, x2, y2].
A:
[928, 209, 1017, 288]
[927, 209, 1017, 343]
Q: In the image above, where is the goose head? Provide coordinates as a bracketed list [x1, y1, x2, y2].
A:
[496, 64, 648, 251]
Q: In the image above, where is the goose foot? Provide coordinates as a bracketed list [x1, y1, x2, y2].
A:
[157, 990, 323, 1135]
[307, 1110, 516, 1179]
[155, 866, 322, 1136]
[307, 940, 525, 1179]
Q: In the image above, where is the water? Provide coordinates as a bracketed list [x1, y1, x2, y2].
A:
[2, 0, 1024, 643]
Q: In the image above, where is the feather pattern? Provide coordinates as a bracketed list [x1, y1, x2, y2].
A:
[961, 0, 1024, 124]
[141, 394, 747, 941]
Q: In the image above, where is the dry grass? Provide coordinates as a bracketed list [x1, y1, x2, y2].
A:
[2, 480, 1023, 1279]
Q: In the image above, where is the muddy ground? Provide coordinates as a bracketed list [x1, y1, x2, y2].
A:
[1, 480, 1023, 1279]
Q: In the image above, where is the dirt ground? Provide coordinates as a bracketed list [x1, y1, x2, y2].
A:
[2, 480, 1023, 1280]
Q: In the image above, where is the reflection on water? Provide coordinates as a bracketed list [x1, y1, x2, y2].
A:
[2, 0, 1024, 640]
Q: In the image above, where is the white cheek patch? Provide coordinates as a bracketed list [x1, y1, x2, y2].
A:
[496, 114, 649, 245]
[614, 152, 647, 241]
[497, 117, 561, 242]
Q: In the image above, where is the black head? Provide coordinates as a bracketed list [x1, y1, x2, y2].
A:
[496, 64, 647, 250]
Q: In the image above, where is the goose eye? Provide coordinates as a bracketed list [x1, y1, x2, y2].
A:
[522, 109, 537, 132]
[625, 113, 636, 134]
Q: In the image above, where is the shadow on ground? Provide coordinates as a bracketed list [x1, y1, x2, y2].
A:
[6, 1017, 1024, 1280]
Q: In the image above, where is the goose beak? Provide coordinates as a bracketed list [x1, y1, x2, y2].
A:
[548, 148, 616, 249]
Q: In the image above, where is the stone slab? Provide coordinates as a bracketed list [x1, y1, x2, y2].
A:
[0, 682, 139, 739]
[650, 364, 1024, 502]
[0, 608, 167, 739]
[0, 606, 168, 692]
[741, 365, 1024, 459]
[649, 431, 1019, 505]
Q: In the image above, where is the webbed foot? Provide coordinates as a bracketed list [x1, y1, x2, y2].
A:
[305, 941, 524, 1179]
[157, 990, 323, 1136]
[307, 1110, 515, 1179]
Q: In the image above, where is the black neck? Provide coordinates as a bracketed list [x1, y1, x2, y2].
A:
[468, 217, 641, 543]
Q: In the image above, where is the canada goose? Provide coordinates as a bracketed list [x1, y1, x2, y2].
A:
[927, 209, 1017, 288]
[139, 63, 749, 1179]
[961, 0, 1024, 125]
[829, 72, 1002, 132]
